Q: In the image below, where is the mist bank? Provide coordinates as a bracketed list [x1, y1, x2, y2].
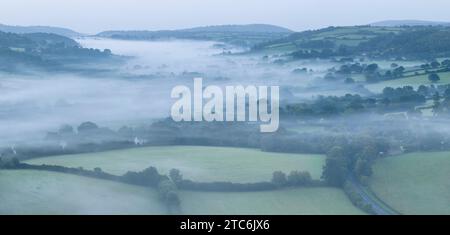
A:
[0, 37, 347, 140]
[2, 36, 443, 149]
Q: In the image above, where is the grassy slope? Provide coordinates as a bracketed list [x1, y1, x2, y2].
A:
[180, 188, 365, 215]
[370, 152, 450, 215]
[258, 26, 405, 54]
[0, 170, 364, 215]
[0, 170, 166, 215]
[26, 146, 325, 183]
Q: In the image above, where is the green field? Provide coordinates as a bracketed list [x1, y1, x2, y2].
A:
[0, 170, 166, 215]
[289, 125, 327, 134]
[416, 100, 435, 117]
[366, 71, 450, 93]
[370, 152, 450, 215]
[18, 146, 367, 215]
[180, 188, 365, 215]
[0, 170, 365, 215]
[26, 146, 325, 183]
[258, 26, 406, 54]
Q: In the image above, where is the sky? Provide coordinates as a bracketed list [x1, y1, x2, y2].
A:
[1, 0, 450, 34]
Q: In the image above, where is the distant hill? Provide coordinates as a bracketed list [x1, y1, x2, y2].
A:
[180, 24, 293, 33]
[253, 26, 405, 52]
[97, 24, 293, 47]
[0, 24, 84, 38]
[253, 25, 450, 59]
[0, 31, 116, 73]
[371, 20, 450, 27]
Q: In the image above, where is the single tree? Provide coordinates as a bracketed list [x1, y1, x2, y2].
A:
[430, 60, 441, 69]
[321, 146, 348, 187]
[77, 122, 99, 132]
[344, 77, 355, 84]
[271, 171, 287, 187]
[428, 73, 441, 83]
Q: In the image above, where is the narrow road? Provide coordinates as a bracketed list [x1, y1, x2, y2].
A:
[347, 175, 399, 215]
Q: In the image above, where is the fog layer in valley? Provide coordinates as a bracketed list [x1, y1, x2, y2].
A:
[5, 34, 441, 152]
[0, 38, 359, 146]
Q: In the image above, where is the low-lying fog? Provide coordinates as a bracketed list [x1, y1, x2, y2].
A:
[0, 38, 347, 146]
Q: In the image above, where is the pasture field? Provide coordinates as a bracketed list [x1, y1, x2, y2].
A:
[180, 188, 366, 215]
[416, 100, 435, 117]
[369, 152, 450, 215]
[257, 26, 406, 54]
[0, 170, 365, 215]
[26, 146, 325, 183]
[289, 125, 327, 134]
[366, 71, 450, 93]
[0, 170, 166, 215]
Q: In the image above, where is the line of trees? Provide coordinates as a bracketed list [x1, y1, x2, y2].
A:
[281, 85, 450, 120]
[170, 168, 321, 192]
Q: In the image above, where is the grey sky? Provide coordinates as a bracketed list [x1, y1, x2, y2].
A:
[1, 0, 450, 34]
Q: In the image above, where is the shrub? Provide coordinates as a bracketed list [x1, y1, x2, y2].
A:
[287, 171, 312, 186]
[271, 171, 288, 187]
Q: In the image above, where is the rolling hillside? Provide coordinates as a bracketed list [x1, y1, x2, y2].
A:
[0, 170, 166, 215]
[253, 25, 450, 59]
[97, 24, 293, 47]
[0, 23, 84, 37]
[371, 20, 450, 27]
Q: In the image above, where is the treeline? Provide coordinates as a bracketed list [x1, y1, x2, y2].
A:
[169, 169, 322, 192]
[328, 59, 450, 84]
[281, 91, 420, 119]
[177, 180, 277, 192]
[0, 141, 136, 161]
[260, 133, 342, 154]
[382, 86, 426, 103]
[327, 62, 408, 83]
[0, 120, 263, 161]
[281, 84, 450, 119]
[281, 94, 375, 118]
